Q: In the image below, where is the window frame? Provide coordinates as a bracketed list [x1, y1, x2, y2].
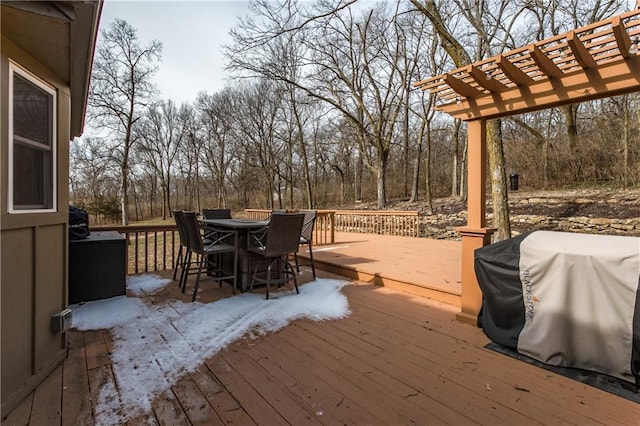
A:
[8, 61, 57, 214]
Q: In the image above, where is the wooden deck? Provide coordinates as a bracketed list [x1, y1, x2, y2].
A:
[311, 232, 462, 305]
[3, 234, 640, 424]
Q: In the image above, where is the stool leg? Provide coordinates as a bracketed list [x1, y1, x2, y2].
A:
[173, 246, 183, 281]
[308, 243, 316, 279]
[192, 253, 205, 302]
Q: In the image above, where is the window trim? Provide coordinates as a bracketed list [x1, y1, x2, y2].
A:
[8, 61, 57, 214]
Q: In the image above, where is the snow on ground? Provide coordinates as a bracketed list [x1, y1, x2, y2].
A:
[70, 274, 351, 424]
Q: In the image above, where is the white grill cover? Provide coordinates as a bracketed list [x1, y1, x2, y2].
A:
[517, 231, 640, 382]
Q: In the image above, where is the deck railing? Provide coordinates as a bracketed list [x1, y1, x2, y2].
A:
[333, 210, 420, 237]
[244, 209, 420, 238]
[244, 209, 336, 245]
[94, 209, 419, 275]
[92, 224, 179, 275]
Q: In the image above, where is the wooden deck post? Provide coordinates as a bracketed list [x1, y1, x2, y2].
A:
[456, 119, 496, 325]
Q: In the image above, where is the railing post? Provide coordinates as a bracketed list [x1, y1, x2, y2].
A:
[330, 212, 335, 244]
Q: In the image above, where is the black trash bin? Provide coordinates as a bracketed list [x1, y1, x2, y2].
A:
[509, 173, 519, 191]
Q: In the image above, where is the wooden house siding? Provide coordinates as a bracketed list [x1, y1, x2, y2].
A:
[0, 35, 72, 418]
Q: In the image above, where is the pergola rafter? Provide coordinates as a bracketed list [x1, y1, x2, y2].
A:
[415, 8, 640, 121]
[413, 6, 640, 325]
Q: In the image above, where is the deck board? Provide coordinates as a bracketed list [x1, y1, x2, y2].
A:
[2, 392, 32, 425]
[350, 287, 637, 424]
[61, 331, 92, 425]
[284, 322, 479, 425]
[4, 236, 640, 424]
[296, 320, 511, 425]
[151, 389, 190, 426]
[29, 361, 62, 425]
[340, 296, 580, 424]
[206, 353, 288, 425]
[188, 367, 254, 425]
[171, 376, 221, 425]
[247, 332, 379, 425]
[83, 330, 110, 371]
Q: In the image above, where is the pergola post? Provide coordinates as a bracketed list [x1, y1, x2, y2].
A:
[456, 119, 496, 325]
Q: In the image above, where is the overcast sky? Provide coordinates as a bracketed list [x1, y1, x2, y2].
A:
[98, 0, 251, 105]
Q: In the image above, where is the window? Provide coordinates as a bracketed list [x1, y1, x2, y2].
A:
[9, 63, 57, 213]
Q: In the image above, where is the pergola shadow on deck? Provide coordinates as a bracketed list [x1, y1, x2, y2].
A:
[4, 253, 638, 424]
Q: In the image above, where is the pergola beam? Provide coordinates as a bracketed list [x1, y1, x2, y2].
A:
[468, 65, 510, 92]
[497, 54, 534, 86]
[612, 16, 633, 58]
[566, 31, 597, 69]
[414, 9, 640, 120]
[438, 56, 640, 120]
[529, 44, 564, 78]
[443, 73, 484, 98]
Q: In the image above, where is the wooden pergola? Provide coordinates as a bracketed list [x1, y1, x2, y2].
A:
[414, 6, 640, 324]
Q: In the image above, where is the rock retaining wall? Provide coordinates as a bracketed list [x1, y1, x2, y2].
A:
[420, 208, 640, 241]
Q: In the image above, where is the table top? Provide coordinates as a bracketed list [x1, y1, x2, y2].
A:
[200, 218, 269, 229]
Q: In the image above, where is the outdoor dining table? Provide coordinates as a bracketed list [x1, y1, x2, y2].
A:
[199, 218, 269, 292]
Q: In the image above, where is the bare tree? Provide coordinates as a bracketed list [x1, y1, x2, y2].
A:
[228, 1, 417, 208]
[88, 19, 162, 225]
[196, 90, 239, 209]
[410, 0, 530, 240]
[70, 137, 120, 223]
[137, 100, 186, 219]
[229, 80, 287, 209]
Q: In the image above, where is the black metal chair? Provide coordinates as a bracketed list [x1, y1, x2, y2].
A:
[180, 211, 239, 302]
[248, 213, 304, 300]
[202, 208, 232, 219]
[172, 210, 190, 287]
[294, 210, 317, 279]
[201, 208, 232, 269]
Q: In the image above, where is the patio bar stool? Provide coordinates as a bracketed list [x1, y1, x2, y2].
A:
[202, 208, 232, 219]
[181, 211, 239, 301]
[201, 208, 232, 269]
[294, 210, 317, 279]
[248, 213, 304, 300]
[172, 210, 190, 288]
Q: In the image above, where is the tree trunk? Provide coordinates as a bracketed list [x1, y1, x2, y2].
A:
[131, 182, 139, 222]
[409, 118, 424, 203]
[402, 100, 410, 198]
[288, 145, 294, 208]
[424, 120, 434, 214]
[459, 137, 467, 202]
[166, 174, 172, 219]
[562, 104, 578, 150]
[376, 145, 389, 209]
[355, 153, 363, 202]
[623, 95, 630, 188]
[487, 119, 511, 241]
[376, 165, 387, 209]
[300, 142, 313, 209]
[120, 157, 129, 226]
[161, 183, 167, 220]
[195, 142, 201, 213]
[293, 96, 313, 209]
